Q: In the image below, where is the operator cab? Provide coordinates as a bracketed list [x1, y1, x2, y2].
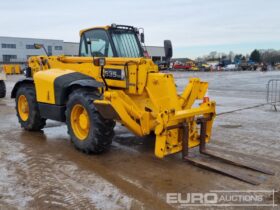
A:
[79, 24, 144, 58]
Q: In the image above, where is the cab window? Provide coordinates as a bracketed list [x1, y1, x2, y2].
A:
[79, 29, 113, 57]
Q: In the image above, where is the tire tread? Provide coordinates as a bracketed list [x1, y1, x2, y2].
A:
[65, 89, 115, 154]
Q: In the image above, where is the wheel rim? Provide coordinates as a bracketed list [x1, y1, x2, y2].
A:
[71, 104, 90, 141]
[18, 95, 29, 121]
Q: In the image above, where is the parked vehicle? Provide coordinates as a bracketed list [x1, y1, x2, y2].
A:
[197, 62, 210, 71]
[173, 61, 198, 71]
[224, 64, 236, 71]
[173, 61, 192, 70]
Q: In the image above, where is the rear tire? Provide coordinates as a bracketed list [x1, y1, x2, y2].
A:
[0, 80, 6, 98]
[66, 89, 115, 154]
[15, 85, 46, 131]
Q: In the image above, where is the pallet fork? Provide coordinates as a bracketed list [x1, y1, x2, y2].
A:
[168, 117, 274, 185]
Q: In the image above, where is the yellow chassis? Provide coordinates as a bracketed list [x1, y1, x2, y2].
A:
[94, 77, 215, 158]
[29, 56, 216, 158]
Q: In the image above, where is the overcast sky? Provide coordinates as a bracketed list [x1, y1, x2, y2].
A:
[0, 0, 279, 58]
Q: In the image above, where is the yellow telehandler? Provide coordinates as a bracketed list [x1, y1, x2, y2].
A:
[11, 24, 273, 184]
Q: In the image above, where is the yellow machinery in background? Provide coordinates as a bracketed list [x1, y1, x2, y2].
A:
[11, 24, 273, 184]
[2, 64, 21, 75]
[186, 61, 199, 71]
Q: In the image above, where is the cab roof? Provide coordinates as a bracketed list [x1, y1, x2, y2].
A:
[79, 26, 110, 36]
[79, 24, 138, 36]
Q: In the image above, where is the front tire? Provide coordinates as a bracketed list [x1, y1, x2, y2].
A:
[15, 85, 46, 131]
[66, 89, 115, 154]
[0, 80, 6, 98]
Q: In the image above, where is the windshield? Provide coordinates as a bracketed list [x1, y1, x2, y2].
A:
[110, 29, 142, 58]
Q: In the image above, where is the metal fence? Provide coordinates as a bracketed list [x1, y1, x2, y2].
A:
[267, 79, 280, 111]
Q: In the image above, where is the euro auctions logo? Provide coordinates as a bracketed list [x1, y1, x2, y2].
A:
[166, 190, 277, 207]
[167, 192, 218, 205]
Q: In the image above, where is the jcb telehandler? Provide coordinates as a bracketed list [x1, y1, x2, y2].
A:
[11, 24, 273, 184]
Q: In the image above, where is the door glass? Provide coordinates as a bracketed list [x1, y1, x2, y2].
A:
[80, 29, 113, 57]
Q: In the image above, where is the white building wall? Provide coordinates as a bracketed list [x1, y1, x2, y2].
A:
[63, 42, 79, 56]
[145, 46, 165, 61]
[0, 37, 64, 63]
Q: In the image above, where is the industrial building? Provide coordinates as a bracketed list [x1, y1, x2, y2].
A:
[63, 42, 80, 56]
[0, 36, 79, 64]
[0, 36, 165, 64]
[145, 46, 165, 62]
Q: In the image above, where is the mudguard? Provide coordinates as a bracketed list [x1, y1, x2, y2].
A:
[11, 78, 34, 98]
[54, 73, 104, 105]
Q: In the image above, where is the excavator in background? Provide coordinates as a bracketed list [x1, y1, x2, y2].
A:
[11, 24, 273, 184]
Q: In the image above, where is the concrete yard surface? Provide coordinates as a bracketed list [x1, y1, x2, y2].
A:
[0, 71, 280, 210]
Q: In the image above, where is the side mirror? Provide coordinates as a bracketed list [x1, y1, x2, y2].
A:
[34, 43, 49, 56]
[140, 33, 145, 43]
[164, 40, 173, 60]
[34, 43, 42, 49]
